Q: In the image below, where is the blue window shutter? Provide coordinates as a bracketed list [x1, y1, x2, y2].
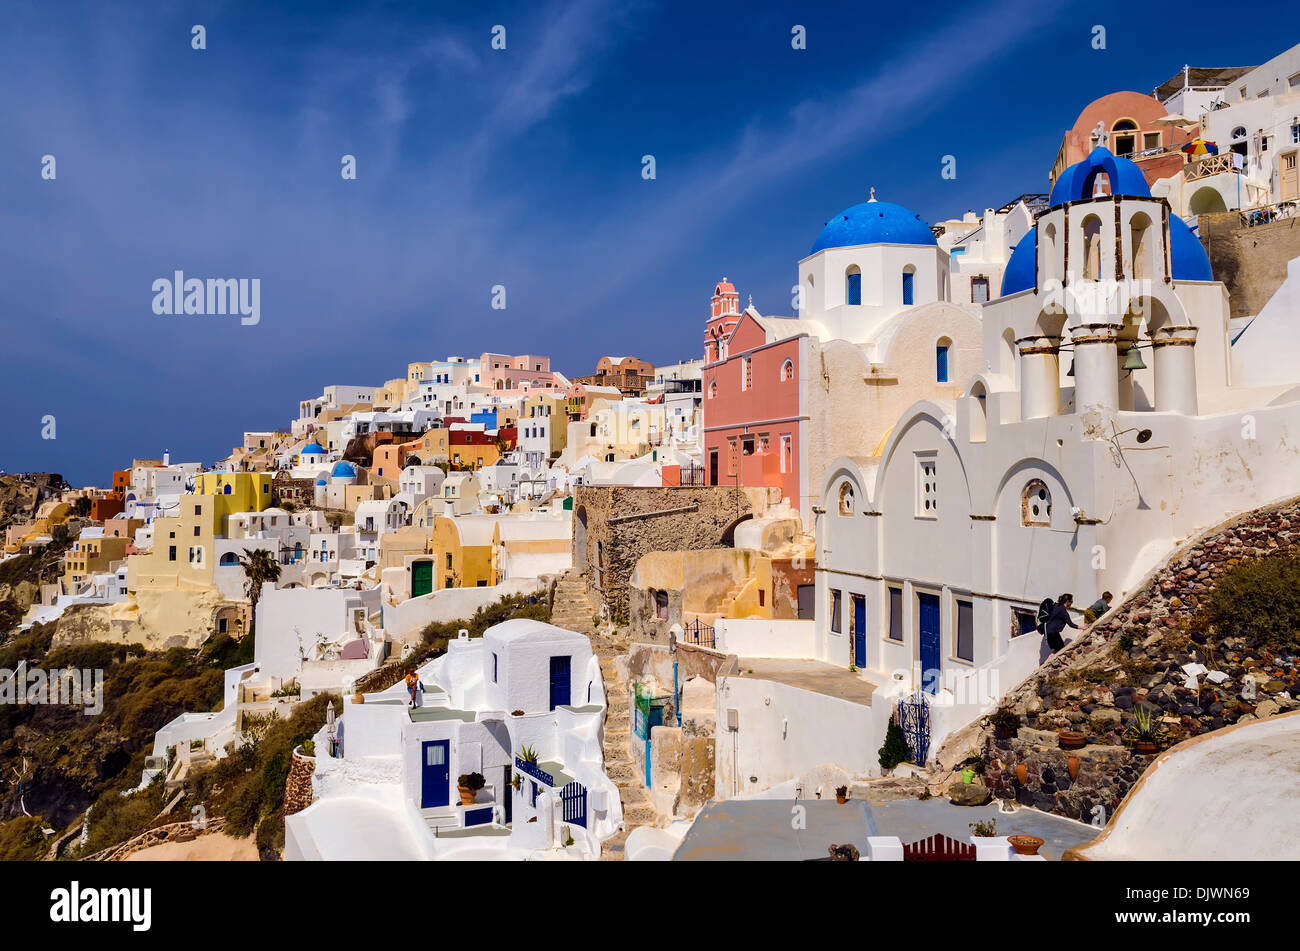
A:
[937, 345, 949, 383]
[902, 271, 914, 306]
[846, 272, 861, 306]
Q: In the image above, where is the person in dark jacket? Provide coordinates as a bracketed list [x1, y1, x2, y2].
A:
[1043, 593, 1083, 652]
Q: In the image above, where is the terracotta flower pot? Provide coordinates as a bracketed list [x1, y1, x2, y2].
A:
[1067, 755, 1080, 780]
[1134, 740, 1159, 755]
[1058, 730, 1087, 750]
[835, 794, 847, 804]
[1008, 834, 1044, 856]
[458, 786, 476, 806]
[352, 692, 364, 704]
[1015, 762, 1028, 785]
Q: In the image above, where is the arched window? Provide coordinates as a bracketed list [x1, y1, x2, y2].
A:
[219, 552, 240, 566]
[1082, 215, 1103, 280]
[781, 359, 794, 382]
[1129, 212, 1155, 280]
[1041, 223, 1058, 284]
[936, 337, 951, 383]
[1021, 479, 1052, 526]
[902, 265, 916, 306]
[223, 484, 232, 494]
[708, 379, 717, 399]
[1231, 126, 1247, 140]
[838, 481, 855, 516]
[845, 265, 862, 306]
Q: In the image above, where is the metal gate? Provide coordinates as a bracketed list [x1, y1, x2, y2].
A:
[896, 692, 931, 765]
[681, 619, 715, 648]
[560, 781, 587, 828]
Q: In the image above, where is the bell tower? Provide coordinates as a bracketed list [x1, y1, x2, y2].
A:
[704, 278, 741, 363]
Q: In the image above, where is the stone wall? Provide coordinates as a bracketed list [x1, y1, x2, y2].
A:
[982, 729, 1145, 823]
[959, 494, 1300, 821]
[284, 748, 316, 817]
[1199, 211, 1300, 320]
[573, 486, 778, 622]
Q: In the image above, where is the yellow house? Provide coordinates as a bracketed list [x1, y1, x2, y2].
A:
[521, 392, 569, 458]
[127, 495, 217, 591]
[193, 472, 274, 534]
[374, 377, 411, 409]
[64, 535, 130, 590]
[3, 500, 72, 554]
[407, 361, 434, 385]
[430, 515, 496, 590]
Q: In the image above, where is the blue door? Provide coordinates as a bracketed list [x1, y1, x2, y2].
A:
[852, 595, 867, 668]
[918, 593, 941, 694]
[549, 656, 571, 711]
[420, 740, 449, 808]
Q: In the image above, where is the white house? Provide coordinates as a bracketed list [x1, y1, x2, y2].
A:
[286, 620, 621, 860]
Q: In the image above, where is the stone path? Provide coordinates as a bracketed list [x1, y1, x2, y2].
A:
[589, 633, 657, 860]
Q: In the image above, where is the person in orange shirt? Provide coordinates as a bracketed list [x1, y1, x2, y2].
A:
[404, 669, 419, 708]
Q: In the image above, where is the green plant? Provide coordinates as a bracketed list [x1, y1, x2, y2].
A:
[511, 774, 522, 791]
[878, 717, 911, 771]
[1125, 706, 1168, 745]
[519, 745, 539, 764]
[988, 708, 1021, 733]
[457, 772, 486, 791]
[969, 817, 998, 837]
[299, 739, 315, 757]
[834, 785, 848, 799]
[959, 755, 985, 775]
[1200, 553, 1300, 650]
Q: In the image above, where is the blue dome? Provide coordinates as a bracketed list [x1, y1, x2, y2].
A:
[1168, 217, 1213, 282]
[1048, 147, 1151, 206]
[810, 200, 937, 254]
[330, 461, 357, 478]
[315, 478, 327, 486]
[300, 444, 326, 455]
[1000, 229, 1038, 296]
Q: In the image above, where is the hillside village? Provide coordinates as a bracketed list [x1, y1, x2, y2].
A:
[6, 43, 1300, 862]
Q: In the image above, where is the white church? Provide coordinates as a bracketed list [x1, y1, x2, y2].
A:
[715, 146, 1300, 792]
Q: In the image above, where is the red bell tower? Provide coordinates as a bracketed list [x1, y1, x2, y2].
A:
[704, 277, 741, 364]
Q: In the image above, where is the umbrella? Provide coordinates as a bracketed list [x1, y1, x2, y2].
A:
[1154, 113, 1191, 125]
[1181, 139, 1219, 157]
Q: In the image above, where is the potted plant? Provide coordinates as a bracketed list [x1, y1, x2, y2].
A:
[835, 785, 849, 804]
[1125, 706, 1168, 755]
[519, 744, 539, 765]
[959, 756, 984, 785]
[1008, 834, 1044, 856]
[969, 817, 998, 837]
[457, 771, 485, 805]
[510, 774, 522, 792]
[988, 708, 1021, 740]
[1057, 729, 1087, 750]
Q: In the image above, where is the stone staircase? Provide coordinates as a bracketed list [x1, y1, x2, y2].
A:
[551, 571, 598, 635]
[591, 635, 657, 861]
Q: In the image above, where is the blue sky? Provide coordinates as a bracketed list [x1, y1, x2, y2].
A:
[1, 0, 1292, 484]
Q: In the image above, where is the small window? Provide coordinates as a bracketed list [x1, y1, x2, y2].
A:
[838, 481, 855, 516]
[846, 266, 862, 306]
[902, 267, 915, 306]
[781, 359, 794, 382]
[830, 589, 842, 633]
[194, 525, 201, 537]
[916, 456, 937, 517]
[492, 652, 498, 683]
[1021, 479, 1052, 526]
[530, 781, 539, 807]
[936, 342, 950, 383]
[194, 504, 201, 516]
[888, 587, 903, 641]
[970, 277, 989, 304]
[654, 590, 668, 620]
[1013, 609, 1037, 637]
[168, 545, 177, 562]
[955, 599, 974, 661]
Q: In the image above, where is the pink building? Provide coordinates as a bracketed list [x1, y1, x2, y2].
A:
[701, 279, 807, 506]
[478, 353, 566, 392]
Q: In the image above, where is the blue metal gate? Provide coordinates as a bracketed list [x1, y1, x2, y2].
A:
[896, 692, 931, 765]
[852, 594, 866, 668]
[560, 781, 587, 828]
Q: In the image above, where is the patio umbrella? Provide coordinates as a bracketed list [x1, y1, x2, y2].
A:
[1181, 139, 1219, 156]
[1154, 113, 1192, 125]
